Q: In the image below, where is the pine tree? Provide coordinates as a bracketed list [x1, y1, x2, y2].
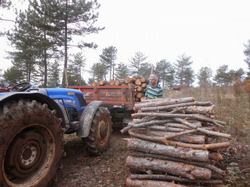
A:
[244, 40, 250, 76]
[129, 52, 148, 76]
[155, 60, 175, 88]
[174, 53, 194, 86]
[3, 66, 24, 85]
[213, 65, 231, 86]
[197, 67, 213, 86]
[70, 52, 86, 85]
[47, 60, 61, 87]
[115, 62, 129, 79]
[99, 46, 117, 81]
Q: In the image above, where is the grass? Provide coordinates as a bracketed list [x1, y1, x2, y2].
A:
[164, 83, 250, 142]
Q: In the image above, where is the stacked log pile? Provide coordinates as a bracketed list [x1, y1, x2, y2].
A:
[121, 97, 231, 187]
[91, 76, 149, 102]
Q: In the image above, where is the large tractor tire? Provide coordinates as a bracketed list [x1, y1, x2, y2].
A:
[86, 107, 112, 155]
[0, 99, 64, 187]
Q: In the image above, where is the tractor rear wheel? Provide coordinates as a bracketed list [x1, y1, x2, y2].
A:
[0, 99, 64, 187]
[86, 107, 112, 155]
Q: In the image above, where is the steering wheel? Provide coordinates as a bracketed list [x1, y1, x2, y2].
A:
[10, 82, 32, 92]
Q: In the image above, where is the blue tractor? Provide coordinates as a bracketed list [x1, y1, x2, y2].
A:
[0, 82, 112, 187]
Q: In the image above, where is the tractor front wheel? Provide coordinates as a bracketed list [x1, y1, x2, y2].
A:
[86, 107, 112, 155]
[0, 100, 64, 187]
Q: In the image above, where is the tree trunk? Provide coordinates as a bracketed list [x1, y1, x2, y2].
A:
[126, 139, 210, 162]
[134, 97, 195, 111]
[129, 174, 223, 185]
[129, 127, 206, 144]
[126, 156, 212, 180]
[126, 178, 187, 187]
[130, 152, 226, 176]
[141, 101, 212, 112]
[131, 113, 227, 127]
[173, 118, 231, 139]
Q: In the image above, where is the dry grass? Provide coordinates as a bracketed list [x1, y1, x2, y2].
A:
[164, 83, 250, 142]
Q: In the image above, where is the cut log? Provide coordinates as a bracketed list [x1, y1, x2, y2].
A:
[133, 117, 158, 124]
[125, 77, 131, 84]
[141, 101, 212, 112]
[129, 127, 205, 144]
[109, 81, 115, 86]
[126, 156, 212, 180]
[149, 125, 185, 132]
[134, 97, 195, 111]
[140, 96, 147, 101]
[135, 98, 140, 102]
[130, 174, 223, 184]
[173, 118, 231, 139]
[130, 152, 226, 176]
[114, 79, 124, 86]
[128, 129, 229, 150]
[135, 79, 142, 86]
[132, 75, 141, 81]
[136, 92, 145, 98]
[141, 77, 149, 83]
[127, 83, 133, 87]
[126, 178, 186, 187]
[126, 139, 210, 162]
[136, 86, 143, 92]
[121, 83, 126, 86]
[91, 81, 97, 86]
[184, 105, 215, 115]
[120, 119, 172, 134]
[141, 83, 147, 88]
[131, 113, 227, 128]
[99, 80, 109, 86]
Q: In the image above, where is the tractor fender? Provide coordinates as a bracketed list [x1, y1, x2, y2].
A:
[0, 92, 67, 129]
[77, 100, 103, 138]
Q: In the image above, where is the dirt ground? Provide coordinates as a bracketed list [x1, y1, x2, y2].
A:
[52, 127, 250, 187]
[52, 127, 130, 187]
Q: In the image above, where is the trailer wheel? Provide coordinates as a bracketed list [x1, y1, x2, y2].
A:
[86, 107, 112, 155]
[0, 99, 64, 187]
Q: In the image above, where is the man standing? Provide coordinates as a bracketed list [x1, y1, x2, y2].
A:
[145, 74, 163, 99]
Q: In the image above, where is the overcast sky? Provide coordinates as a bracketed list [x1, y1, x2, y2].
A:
[1, 0, 250, 82]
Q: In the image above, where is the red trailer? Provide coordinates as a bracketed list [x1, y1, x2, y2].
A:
[67, 85, 135, 126]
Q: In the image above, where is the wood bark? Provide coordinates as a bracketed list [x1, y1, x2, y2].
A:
[126, 138, 210, 162]
[134, 97, 195, 111]
[141, 101, 212, 112]
[128, 129, 229, 150]
[184, 105, 215, 115]
[126, 178, 187, 187]
[91, 81, 97, 86]
[130, 152, 226, 176]
[137, 86, 143, 92]
[173, 118, 231, 139]
[131, 113, 226, 127]
[126, 156, 212, 180]
[120, 119, 172, 134]
[130, 127, 206, 144]
[130, 174, 223, 184]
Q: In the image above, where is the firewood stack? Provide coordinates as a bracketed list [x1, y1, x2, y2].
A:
[121, 97, 231, 187]
[91, 76, 149, 102]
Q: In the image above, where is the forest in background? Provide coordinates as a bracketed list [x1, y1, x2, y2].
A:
[0, 0, 250, 88]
